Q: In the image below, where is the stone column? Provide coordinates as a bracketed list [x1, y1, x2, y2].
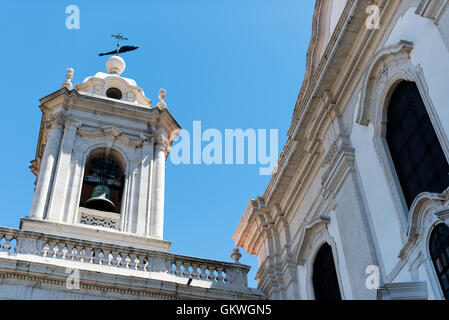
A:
[122, 161, 139, 233]
[29, 115, 64, 220]
[65, 151, 84, 224]
[149, 136, 168, 239]
[46, 120, 80, 222]
[136, 138, 154, 235]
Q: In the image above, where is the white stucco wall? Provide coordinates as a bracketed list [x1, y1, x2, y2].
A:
[351, 5, 449, 293]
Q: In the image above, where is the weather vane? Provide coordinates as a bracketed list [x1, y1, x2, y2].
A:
[98, 32, 139, 56]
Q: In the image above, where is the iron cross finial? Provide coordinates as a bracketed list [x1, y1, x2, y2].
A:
[111, 32, 128, 55]
[98, 33, 139, 57]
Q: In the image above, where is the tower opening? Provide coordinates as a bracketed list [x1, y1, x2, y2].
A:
[79, 148, 126, 214]
[312, 243, 342, 301]
[106, 87, 123, 100]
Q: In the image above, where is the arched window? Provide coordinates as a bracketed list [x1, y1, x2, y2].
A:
[312, 243, 342, 300]
[79, 148, 126, 214]
[430, 224, 449, 300]
[386, 81, 449, 209]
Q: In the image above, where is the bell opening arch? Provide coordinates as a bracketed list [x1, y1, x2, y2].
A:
[78, 147, 127, 215]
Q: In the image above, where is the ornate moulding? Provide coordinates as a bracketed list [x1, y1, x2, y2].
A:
[416, 0, 449, 24]
[357, 40, 414, 126]
[393, 189, 449, 299]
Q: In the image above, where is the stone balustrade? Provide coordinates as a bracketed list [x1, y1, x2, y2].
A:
[0, 227, 250, 290]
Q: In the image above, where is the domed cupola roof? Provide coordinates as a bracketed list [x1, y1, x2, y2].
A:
[75, 55, 151, 107]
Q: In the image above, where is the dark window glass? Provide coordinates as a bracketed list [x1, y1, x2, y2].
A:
[312, 243, 342, 301]
[106, 87, 123, 100]
[386, 81, 449, 209]
[430, 224, 449, 300]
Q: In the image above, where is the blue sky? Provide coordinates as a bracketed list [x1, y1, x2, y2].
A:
[0, 1, 314, 287]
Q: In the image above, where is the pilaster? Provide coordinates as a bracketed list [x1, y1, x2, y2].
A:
[149, 134, 170, 239]
[29, 114, 64, 220]
[46, 119, 80, 222]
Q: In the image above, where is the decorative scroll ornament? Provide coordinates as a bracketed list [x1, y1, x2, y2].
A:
[377, 62, 388, 83]
[155, 133, 171, 154]
[45, 113, 65, 130]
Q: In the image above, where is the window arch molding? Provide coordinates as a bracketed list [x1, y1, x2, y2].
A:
[400, 191, 449, 300]
[428, 223, 449, 300]
[294, 216, 346, 300]
[357, 40, 449, 231]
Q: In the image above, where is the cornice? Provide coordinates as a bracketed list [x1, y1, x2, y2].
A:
[38, 89, 181, 134]
[0, 271, 177, 300]
[288, 0, 359, 137]
[0, 264, 261, 300]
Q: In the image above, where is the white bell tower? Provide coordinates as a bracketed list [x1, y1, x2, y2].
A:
[24, 55, 180, 252]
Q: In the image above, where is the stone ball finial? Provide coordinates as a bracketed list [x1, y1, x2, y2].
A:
[159, 88, 166, 101]
[231, 248, 242, 264]
[62, 68, 74, 90]
[106, 55, 126, 75]
[66, 68, 74, 80]
[156, 88, 167, 109]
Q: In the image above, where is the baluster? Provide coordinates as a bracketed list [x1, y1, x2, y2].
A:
[140, 256, 148, 272]
[97, 250, 105, 265]
[73, 245, 81, 262]
[111, 251, 120, 267]
[216, 267, 224, 283]
[199, 265, 208, 280]
[79, 247, 88, 263]
[65, 244, 75, 261]
[191, 263, 199, 279]
[121, 254, 130, 269]
[87, 247, 95, 264]
[183, 262, 192, 278]
[136, 254, 146, 271]
[48, 241, 57, 258]
[41, 242, 50, 257]
[129, 253, 139, 270]
[2, 235, 13, 252]
[92, 249, 102, 265]
[208, 266, 217, 282]
[103, 250, 112, 265]
[174, 261, 182, 277]
[223, 268, 229, 284]
[169, 261, 175, 275]
[54, 243, 64, 259]
[60, 245, 68, 259]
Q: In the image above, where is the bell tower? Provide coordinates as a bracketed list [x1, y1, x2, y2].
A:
[23, 55, 180, 252]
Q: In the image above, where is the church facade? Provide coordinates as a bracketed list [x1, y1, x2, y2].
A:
[234, 0, 449, 300]
[0, 55, 263, 300]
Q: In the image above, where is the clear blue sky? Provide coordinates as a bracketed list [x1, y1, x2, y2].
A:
[0, 1, 314, 287]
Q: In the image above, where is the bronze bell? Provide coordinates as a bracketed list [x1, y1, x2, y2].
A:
[86, 185, 116, 212]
